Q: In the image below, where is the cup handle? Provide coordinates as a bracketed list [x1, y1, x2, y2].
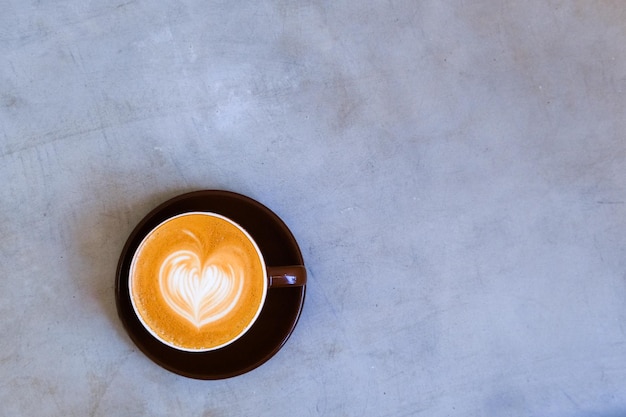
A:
[267, 265, 307, 287]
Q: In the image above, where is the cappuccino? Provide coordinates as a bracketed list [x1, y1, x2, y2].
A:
[129, 212, 266, 351]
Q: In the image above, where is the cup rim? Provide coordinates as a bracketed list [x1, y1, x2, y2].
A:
[128, 211, 268, 352]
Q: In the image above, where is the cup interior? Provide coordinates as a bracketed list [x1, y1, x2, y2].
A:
[128, 211, 268, 352]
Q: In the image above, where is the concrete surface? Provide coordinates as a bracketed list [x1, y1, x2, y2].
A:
[1, 0, 626, 416]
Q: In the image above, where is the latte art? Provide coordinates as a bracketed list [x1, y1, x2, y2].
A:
[159, 246, 245, 328]
[129, 212, 266, 351]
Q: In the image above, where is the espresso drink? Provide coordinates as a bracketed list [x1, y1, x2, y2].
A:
[129, 212, 267, 351]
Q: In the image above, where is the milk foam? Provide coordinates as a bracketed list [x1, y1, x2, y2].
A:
[159, 244, 245, 328]
[130, 213, 267, 351]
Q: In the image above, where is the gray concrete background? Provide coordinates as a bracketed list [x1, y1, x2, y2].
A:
[1, 1, 625, 416]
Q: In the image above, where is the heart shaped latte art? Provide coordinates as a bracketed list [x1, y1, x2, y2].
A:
[159, 249, 245, 328]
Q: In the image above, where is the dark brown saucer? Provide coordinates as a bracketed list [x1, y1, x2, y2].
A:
[115, 190, 306, 379]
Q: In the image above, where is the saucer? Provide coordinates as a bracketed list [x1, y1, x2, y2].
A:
[115, 190, 306, 379]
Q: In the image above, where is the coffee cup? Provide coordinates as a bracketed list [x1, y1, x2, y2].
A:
[128, 211, 306, 352]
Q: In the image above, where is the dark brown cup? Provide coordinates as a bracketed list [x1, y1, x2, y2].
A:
[128, 211, 306, 352]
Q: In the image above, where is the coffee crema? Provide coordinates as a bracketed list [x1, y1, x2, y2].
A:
[129, 212, 266, 351]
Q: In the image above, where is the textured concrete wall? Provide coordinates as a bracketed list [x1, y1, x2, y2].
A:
[1, 1, 625, 416]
